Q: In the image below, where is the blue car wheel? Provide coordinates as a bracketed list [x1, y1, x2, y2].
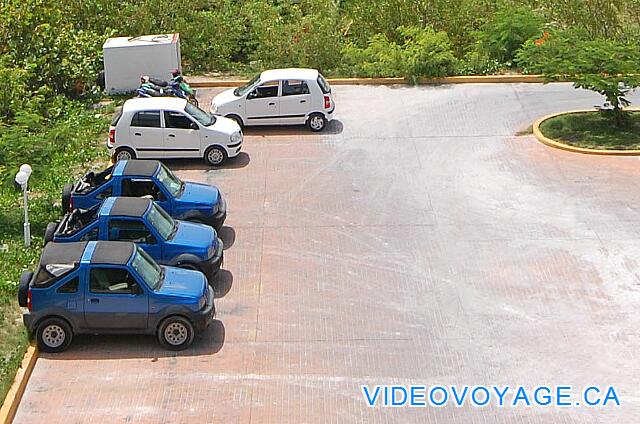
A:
[158, 316, 194, 350]
[37, 317, 73, 353]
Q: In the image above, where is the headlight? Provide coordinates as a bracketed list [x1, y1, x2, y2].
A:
[211, 102, 217, 113]
[230, 131, 242, 143]
[198, 294, 206, 310]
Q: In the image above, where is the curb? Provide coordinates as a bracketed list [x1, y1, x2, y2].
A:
[532, 109, 640, 156]
[189, 74, 545, 88]
[0, 344, 38, 424]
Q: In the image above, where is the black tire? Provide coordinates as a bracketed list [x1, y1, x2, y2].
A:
[158, 316, 194, 350]
[177, 262, 201, 273]
[226, 114, 244, 129]
[204, 146, 227, 166]
[36, 317, 73, 353]
[113, 147, 136, 162]
[18, 271, 32, 307]
[96, 71, 105, 91]
[44, 222, 57, 244]
[307, 113, 327, 132]
[61, 183, 73, 214]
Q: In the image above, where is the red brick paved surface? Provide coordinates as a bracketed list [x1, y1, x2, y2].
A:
[14, 85, 640, 423]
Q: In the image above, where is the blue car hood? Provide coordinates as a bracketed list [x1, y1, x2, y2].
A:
[167, 221, 218, 254]
[157, 266, 206, 298]
[178, 182, 220, 207]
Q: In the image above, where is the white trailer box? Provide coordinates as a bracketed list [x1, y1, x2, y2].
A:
[103, 33, 181, 94]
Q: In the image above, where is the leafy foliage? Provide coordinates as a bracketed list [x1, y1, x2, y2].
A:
[476, 5, 544, 64]
[341, 26, 458, 80]
[516, 30, 640, 124]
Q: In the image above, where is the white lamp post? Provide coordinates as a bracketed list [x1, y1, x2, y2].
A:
[15, 164, 32, 247]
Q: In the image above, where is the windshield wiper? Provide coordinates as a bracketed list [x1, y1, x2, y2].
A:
[155, 268, 165, 290]
[167, 221, 178, 240]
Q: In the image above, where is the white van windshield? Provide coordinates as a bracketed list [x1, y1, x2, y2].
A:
[185, 103, 215, 126]
[234, 74, 260, 96]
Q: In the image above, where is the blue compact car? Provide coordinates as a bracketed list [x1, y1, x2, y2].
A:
[18, 241, 215, 352]
[45, 197, 223, 283]
[62, 159, 226, 230]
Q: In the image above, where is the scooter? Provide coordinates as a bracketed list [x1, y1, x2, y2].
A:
[138, 71, 198, 106]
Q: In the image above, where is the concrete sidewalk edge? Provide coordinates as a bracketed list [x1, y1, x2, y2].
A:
[188, 74, 546, 88]
[0, 344, 38, 424]
[533, 108, 640, 156]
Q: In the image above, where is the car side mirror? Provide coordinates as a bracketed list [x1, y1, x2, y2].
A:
[189, 122, 198, 130]
[247, 90, 257, 99]
[132, 283, 143, 295]
[145, 234, 157, 244]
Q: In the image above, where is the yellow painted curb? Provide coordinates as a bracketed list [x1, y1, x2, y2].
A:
[189, 74, 545, 88]
[0, 344, 38, 424]
[532, 108, 640, 156]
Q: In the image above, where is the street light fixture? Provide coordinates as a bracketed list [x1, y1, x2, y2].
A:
[14, 164, 32, 247]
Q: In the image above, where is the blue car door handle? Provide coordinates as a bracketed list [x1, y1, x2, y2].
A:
[89, 298, 99, 303]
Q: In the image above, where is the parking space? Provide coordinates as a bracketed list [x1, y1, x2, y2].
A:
[13, 84, 640, 423]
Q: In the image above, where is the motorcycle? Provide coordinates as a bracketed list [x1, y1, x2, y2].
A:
[137, 70, 198, 106]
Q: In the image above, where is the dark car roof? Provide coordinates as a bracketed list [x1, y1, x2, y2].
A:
[122, 160, 160, 177]
[109, 197, 152, 217]
[40, 241, 88, 266]
[91, 241, 135, 265]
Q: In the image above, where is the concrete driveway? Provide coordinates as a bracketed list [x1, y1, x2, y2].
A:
[14, 84, 640, 423]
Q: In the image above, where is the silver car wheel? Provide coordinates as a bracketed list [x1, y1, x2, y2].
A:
[310, 116, 324, 130]
[207, 148, 224, 165]
[116, 149, 133, 161]
[164, 322, 189, 346]
[42, 324, 66, 348]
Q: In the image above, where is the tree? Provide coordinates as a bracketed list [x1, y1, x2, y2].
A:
[516, 30, 640, 126]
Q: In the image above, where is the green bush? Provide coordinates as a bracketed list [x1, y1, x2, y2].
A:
[341, 26, 458, 80]
[476, 5, 544, 64]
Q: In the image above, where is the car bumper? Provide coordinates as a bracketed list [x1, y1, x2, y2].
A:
[204, 197, 227, 230]
[23, 312, 35, 333]
[191, 286, 215, 333]
[199, 238, 224, 283]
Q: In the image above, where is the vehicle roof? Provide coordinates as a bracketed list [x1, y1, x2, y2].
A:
[106, 197, 152, 217]
[117, 159, 160, 177]
[122, 97, 188, 113]
[40, 241, 88, 266]
[90, 241, 135, 265]
[260, 68, 319, 82]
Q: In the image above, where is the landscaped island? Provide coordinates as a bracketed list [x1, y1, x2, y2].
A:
[539, 111, 640, 151]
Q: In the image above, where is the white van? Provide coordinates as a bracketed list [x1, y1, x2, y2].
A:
[107, 97, 243, 166]
[210, 68, 335, 132]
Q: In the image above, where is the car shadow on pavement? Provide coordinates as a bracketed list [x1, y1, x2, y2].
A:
[213, 269, 232, 299]
[218, 226, 235, 250]
[161, 152, 250, 171]
[243, 119, 344, 136]
[40, 319, 226, 360]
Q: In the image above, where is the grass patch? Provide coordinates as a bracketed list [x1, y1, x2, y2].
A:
[0, 101, 113, 402]
[539, 111, 640, 150]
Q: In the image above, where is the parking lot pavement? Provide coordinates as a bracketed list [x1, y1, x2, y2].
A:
[14, 84, 640, 423]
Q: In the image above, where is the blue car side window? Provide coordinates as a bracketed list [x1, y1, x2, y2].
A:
[56, 277, 79, 293]
[90, 268, 137, 295]
[95, 185, 113, 200]
[79, 227, 99, 242]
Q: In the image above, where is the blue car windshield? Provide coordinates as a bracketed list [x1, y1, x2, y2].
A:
[131, 247, 163, 290]
[147, 203, 176, 240]
[156, 164, 183, 198]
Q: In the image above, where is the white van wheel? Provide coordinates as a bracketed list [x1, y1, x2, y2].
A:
[205, 146, 227, 166]
[307, 113, 327, 132]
